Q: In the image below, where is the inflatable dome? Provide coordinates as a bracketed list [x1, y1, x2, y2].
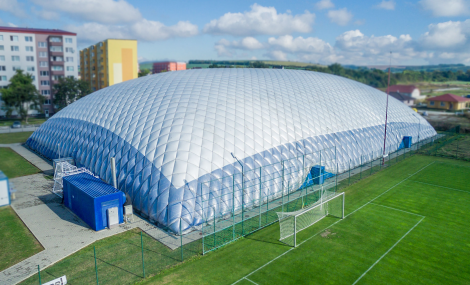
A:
[26, 69, 436, 234]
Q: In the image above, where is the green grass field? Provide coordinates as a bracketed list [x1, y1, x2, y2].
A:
[139, 155, 470, 285]
[20, 155, 470, 285]
[0, 118, 47, 127]
[0, 132, 34, 144]
[0, 206, 43, 271]
[0, 148, 40, 178]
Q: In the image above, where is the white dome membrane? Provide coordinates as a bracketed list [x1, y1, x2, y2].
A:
[27, 69, 436, 234]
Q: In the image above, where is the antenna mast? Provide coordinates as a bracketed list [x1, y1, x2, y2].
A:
[382, 51, 392, 165]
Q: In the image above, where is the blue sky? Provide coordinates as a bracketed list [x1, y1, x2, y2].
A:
[1, 0, 470, 65]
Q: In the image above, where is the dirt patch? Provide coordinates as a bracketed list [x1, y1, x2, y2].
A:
[320, 229, 337, 238]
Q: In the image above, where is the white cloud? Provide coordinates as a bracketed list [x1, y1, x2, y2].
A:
[268, 35, 333, 53]
[267, 50, 288, 61]
[214, 44, 232, 57]
[31, 7, 60, 20]
[131, 20, 198, 41]
[328, 8, 353, 26]
[31, 0, 142, 24]
[315, 0, 334, 10]
[203, 4, 315, 36]
[419, 20, 470, 49]
[376, 0, 396, 10]
[218, 37, 264, 50]
[0, 0, 26, 18]
[419, 0, 470, 17]
[331, 30, 422, 64]
[66, 20, 198, 43]
[214, 37, 263, 57]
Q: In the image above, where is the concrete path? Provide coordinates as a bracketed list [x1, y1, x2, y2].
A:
[0, 174, 181, 284]
[0, 143, 53, 173]
[0, 126, 39, 134]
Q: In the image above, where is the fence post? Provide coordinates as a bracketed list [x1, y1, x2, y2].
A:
[281, 183, 285, 212]
[202, 183, 205, 254]
[259, 167, 262, 228]
[335, 163, 338, 193]
[370, 159, 373, 176]
[360, 155, 362, 180]
[456, 138, 459, 159]
[180, 220, 183, 262]
[232, 176, 235, 241]
[396, 143, 399, 163]
[287, 181, 290, 212]
[38, 265, 41, 285]
[94, 246, 99, 285]
[348, 159, 351, 186]
[379, 148, 382, 171]
[141, 231, 146, 278]
[281, 161, 285, 212]
[213, 211, 216, 248]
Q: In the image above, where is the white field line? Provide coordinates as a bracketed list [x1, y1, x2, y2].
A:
[411, 181, 470, 194]
[352, 216, 425, 285]
[231, 161, 436, 285]
[369, 203, 425, 218]
[344, 161, 435, 218]
[244, 277, 259, 285]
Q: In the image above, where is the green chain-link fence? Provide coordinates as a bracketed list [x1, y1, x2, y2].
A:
[25, 132, 456, 285]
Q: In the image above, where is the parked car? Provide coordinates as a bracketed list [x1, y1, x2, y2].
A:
[422, 111, 428, 116]
[11, 121, 21, 128]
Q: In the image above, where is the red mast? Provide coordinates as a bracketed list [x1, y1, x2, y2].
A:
[382, 52, 392, 165]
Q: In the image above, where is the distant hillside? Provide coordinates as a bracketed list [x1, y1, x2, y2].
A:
[187, 60, 324, 69]
[139, 61, 154, 70]
[345, 64, 470, 73]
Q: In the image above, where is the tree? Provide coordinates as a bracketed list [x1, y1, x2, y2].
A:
[1, 70, 44, 122]
[251, 61, 268, 68]
[53, 77, 92, 110]
[138, 68, 151, 77]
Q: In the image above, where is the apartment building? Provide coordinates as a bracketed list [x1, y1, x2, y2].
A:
[153, 61, 186, 73]
[0, 26, 78, 118]
[80, 39, 137, 91]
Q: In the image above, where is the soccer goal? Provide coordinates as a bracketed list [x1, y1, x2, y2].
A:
[277, 192, 345, 247]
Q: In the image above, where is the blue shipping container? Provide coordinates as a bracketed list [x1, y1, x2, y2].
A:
[63, 173, 126, 231]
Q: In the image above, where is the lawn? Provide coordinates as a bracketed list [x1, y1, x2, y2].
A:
[0, 148, 40, 178]
[19, 155, 470, 285]
[0, 118, 48, 127]
[20, 228, 199, 285]
[138, 155, 470, 285]
[0, 206, 43, 271]
[0, 132, 34, 144]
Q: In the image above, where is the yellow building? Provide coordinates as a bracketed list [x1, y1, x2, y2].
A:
[426, 93, 470, 111]
[80, 39, 137, 91]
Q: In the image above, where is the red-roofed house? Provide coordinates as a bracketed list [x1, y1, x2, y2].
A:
[426, 94, 470, 110]
[386, 85, 422, 99]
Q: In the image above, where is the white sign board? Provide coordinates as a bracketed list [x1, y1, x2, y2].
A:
[0, 180, 9, 207]
[43, 275, 67, 285]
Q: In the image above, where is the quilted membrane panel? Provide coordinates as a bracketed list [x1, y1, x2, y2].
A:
[27, 69, 436, 233]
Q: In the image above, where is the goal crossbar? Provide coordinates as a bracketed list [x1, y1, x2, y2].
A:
[277, 192, 345, 247]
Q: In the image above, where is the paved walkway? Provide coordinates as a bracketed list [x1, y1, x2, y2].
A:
[0, 126, 39, 134]
[0, 146, 190, 284]
[0, 143, 53, 173]
[0, 174, 183, 284]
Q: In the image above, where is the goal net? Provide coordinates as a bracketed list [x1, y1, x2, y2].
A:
[277, 192, 344, 247]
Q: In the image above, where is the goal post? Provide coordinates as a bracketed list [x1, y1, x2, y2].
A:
[277, 192, 345, 247]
